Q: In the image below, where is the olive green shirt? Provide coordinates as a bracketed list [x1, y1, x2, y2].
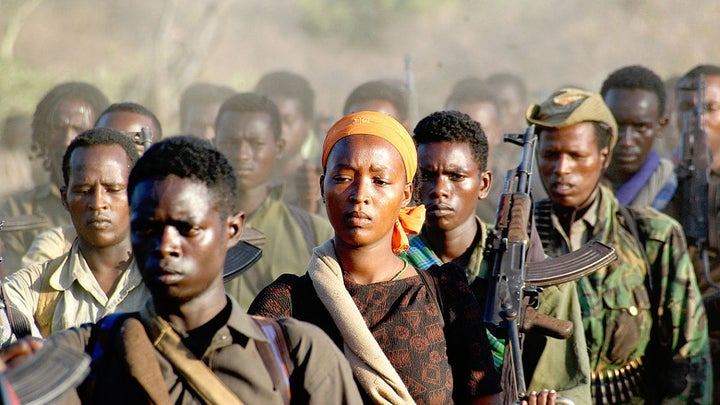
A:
[225, 195, 333, 308]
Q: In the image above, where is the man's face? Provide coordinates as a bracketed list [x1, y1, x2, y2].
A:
[417, 141, 491, 232]
[677, 75, 720, 164]
[182, 102, 222, 142]
[62, 144, 131, 250]
[130, 175, 242, 303]
[48, 97, 95, 185]
[95, 111, 157, 154]
[537, 122, 609, 208]
[494, 83, 525, 131]
[604, 88, 666, 180]
[215, 111, 283, 192]
[447, 101, 502, 147]
[321, 135, 412, 249]
[271, 97, 311, 161]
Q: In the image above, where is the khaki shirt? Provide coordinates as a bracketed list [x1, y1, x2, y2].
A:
[49, 296, 362, 404]
[0, 182, 70, 273]
[21, 224, 75, 268]
[225, 195, 333, 308]
[2, 239, 150, 341]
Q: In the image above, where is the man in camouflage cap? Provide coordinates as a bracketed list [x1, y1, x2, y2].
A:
[529, 88, 711, 403]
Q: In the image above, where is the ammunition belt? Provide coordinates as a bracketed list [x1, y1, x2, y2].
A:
[591, 358, 644, 404]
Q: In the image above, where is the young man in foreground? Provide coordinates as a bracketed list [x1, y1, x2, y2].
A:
[2, 136, 360, 404]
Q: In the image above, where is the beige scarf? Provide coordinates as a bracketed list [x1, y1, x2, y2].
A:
[307, 240, 416, 405]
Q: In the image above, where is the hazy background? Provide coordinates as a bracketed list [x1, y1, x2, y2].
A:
[1, 0, 718, 134]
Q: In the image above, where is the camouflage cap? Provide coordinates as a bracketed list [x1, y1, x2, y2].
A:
[526, 88, 618, 148]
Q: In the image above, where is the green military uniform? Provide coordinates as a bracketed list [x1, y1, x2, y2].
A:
[536, 185, 712, 404]
[402, 217, 593, 405]
[0, 182, 69, 273]
[225, 194, 333, 308]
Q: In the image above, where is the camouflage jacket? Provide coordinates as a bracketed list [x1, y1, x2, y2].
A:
[535, 185, 711, 404]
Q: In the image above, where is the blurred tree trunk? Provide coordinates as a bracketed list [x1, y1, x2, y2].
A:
[133, 0, 230, 134]
[0, 0, 44, 61]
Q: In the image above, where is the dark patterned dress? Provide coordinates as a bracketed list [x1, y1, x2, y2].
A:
[248, 264, 501, 405]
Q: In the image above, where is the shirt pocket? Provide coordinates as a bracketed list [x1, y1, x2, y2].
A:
[601, 284, 653, 365]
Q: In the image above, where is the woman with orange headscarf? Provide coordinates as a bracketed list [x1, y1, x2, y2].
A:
[249, 111, 501, 404]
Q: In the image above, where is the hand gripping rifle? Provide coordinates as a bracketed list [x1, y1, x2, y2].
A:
[677, 74, 720, 289]
[483, 125, 617, 404]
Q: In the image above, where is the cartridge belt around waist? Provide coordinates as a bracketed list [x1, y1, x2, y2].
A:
[591, 358, 645, 404]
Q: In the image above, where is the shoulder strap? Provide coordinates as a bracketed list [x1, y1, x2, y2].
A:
[287, 204, 316, 253]
[251, 316, 294, 405]
[34, 255, 66, 337]
[416, 266, 446, 327]
[140, 304, 245, 405]
[84, 313, 171, 405]
[618, 205, 657, 310]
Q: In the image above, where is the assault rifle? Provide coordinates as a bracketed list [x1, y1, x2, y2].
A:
[677, 74, 720, 289]
[483, 125, 617, 404]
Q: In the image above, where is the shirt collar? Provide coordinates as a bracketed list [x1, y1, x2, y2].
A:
[225, 295, 268, 342]
[49, 239, 142, 294]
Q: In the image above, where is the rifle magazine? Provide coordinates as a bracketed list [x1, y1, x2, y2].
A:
[526, 240, 616, 287]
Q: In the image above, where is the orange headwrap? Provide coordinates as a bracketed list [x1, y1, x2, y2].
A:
[322, 111, 426, 254]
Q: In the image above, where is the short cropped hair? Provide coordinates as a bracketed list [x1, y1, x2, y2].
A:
[179, 83, 235, 125]
[678, 65, 720, 95]
[486, 72, 528, 102]
[445, 77, 497, 109]
[62, 127, 140, 187]
[215, 93, 282, 141]
[413, 110, 489, 172]
[127, 136, 238, 217]
[680, 65, 720, 81]
[96, 102, 164, 139]
[343, 80, 409, 121]
[32, 82, 109, 161]
[600, 65, 666, 117]
[255, 71, 315, 119]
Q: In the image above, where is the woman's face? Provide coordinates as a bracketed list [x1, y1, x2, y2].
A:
[322, 135, 412, 250]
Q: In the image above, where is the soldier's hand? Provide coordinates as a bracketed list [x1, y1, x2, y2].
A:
[521, 389, 558, 405]
[0, 336, 43, 369]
